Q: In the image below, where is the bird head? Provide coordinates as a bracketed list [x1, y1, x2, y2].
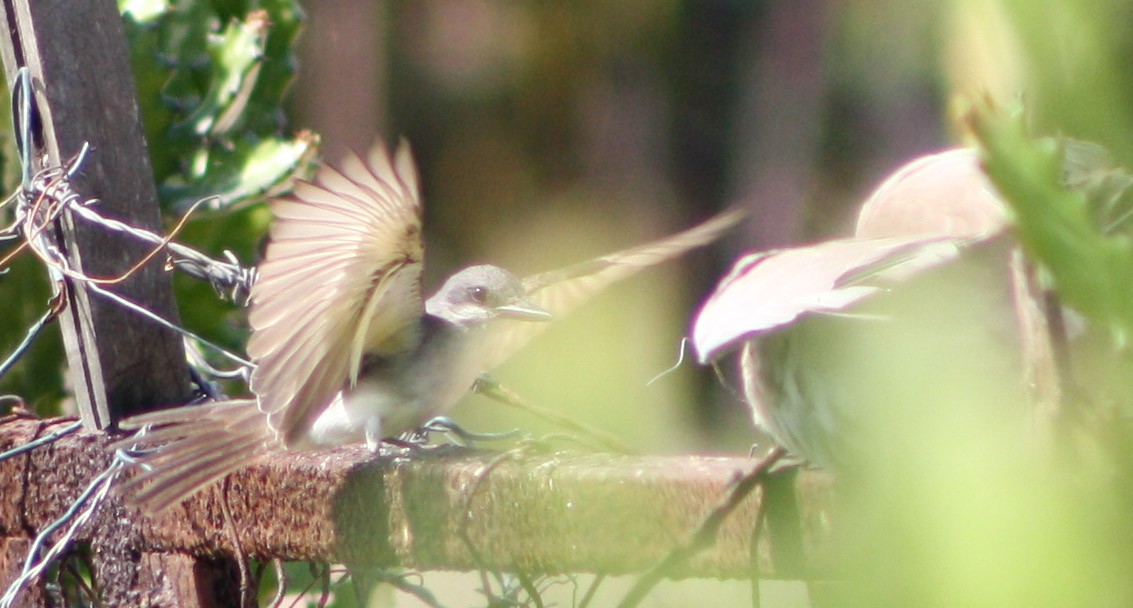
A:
[426, 264, 552, 327]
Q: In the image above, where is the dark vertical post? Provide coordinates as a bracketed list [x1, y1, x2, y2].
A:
[0, 0, 191, 428]
[0, 1, 237, 604]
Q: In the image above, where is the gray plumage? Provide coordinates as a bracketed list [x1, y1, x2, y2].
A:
[117, 139, 741, 512]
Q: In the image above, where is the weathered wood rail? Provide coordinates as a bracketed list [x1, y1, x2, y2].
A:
[1, 417, 836, 592]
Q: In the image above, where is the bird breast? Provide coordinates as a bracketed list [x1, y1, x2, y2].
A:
[305, 316, 482, 446]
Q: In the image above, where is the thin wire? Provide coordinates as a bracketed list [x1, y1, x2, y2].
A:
[45, 166, 254, 300]
[21, 192, 254, 368]
[0, 458, 122, 608]
[0, 420, 82, 464]
[82, 280, 253, 368]
[61, 195, 211, 286]
[0, 295, 63, 380]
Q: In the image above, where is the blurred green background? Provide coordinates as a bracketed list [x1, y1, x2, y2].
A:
[4, 0, 1133, 605]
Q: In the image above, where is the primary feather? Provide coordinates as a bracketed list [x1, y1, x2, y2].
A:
[477, 208, 744, 370]
[248, 140, 424, 445]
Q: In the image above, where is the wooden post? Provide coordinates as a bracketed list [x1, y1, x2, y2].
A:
[0, 1, 233, 605]
[0, 0, 191, 429]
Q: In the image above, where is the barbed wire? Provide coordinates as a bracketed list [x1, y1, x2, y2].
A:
[0, 455, 122, 608]
[0, 65, 263, 606]
[1, 68, 260, 390]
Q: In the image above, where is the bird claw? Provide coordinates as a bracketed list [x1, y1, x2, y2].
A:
[398, 416, 519, 449]
[471, 373, 499, 394]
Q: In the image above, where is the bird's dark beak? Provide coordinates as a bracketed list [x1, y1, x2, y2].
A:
[495, 299, 552, 322]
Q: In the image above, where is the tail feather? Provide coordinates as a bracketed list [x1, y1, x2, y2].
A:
[128, 435, 270, 513]
[109, 419, 228, 450]
[117, 399, 258, 429]
[114, 399, 277, 513]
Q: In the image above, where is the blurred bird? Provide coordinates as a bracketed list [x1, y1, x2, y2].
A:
[118, 139, 741, 512]
[698, 142, 1133, 470]
[692, 148, 1057, 470]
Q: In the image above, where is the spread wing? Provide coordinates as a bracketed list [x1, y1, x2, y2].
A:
[476, 208, 744, 371]
[691, 235, 981, 363]
[694, 148, 1017, 364]
[247, 140, 425, 446]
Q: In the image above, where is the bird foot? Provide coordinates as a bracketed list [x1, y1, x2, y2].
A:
[395, 416, 519, 449]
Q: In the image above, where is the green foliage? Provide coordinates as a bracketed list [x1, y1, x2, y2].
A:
[119, 0, 315, 212]
[975, 3, 1133, 341]
[875, 3, 1133, 605]
[115, 0, 314, 365]
[995, 0, 1133, 165]
[971, 106, 1133, 340]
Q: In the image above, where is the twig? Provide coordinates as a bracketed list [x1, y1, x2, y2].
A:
[267, 559, 287, 608]
[355, 568, 447, 608]
[748, 481, 771, 608]
[475, 377, 636, 455]
[218, 477, 252, 607]
[577, 574, 605, 608]
[615, 447, 785, 608]
[458, 438, 556, 601]
[280, 562, 336, 608]
[515, 572, 545, 608]
[281, 563, 319, 608]
[316, 562, 331, 608]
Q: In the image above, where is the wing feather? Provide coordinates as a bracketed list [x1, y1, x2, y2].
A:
[246, 139, 425, 446]
[476, 208, 743, 371]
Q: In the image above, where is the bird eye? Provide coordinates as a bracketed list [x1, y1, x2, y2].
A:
[469, 285, 488, 304]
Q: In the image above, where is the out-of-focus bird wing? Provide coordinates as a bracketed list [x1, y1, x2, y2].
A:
[694, 148, 1015, 365]
[855, 148, 1008, 239]
[476, 208, 744, 371]
[692, 235, 983, 364]
[247, 140, 425, 446]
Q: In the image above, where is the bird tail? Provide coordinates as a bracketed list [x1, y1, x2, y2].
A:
[110, 399, 274, 514]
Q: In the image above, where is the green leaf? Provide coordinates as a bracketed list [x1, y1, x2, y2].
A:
[970, 103, 1133, 342]
[171, 12, 268, 138]
[159, 132, 317, 213]
[120, 0, 310, 212]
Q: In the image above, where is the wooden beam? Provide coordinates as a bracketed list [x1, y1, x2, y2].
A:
[0, 1, 212, 603]
[0, 417, 837, 581]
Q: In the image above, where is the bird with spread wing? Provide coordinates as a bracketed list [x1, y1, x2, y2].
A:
[117, 139, 741, 512]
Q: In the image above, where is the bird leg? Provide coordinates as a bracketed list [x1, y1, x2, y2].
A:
[364, 418, 383, 453]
